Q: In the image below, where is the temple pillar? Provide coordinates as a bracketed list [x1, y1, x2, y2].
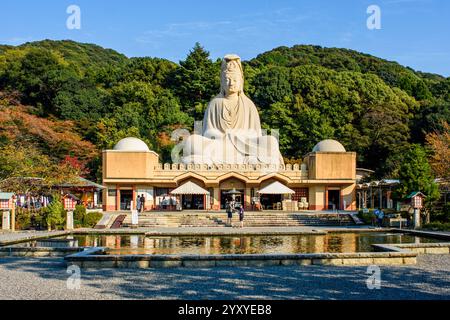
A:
[116, 185, 120, 211]
[244, 187, 251, 210]
[341, 184, 356, 210]
[213, 187, 220, 210]
[132, 186, 136, 210]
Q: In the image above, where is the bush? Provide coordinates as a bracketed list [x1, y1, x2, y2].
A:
[44, 194, 66, 231]
[72, 206, 102, 228]
[15, 207, 31, 229]
[431, 203, 450, 223]
[73, 204, 87, 227]
[82, 211, 103, 228]
[421, 222, 450, 231]
[10, 207, 48, 230]
[357, 210, 376, 224]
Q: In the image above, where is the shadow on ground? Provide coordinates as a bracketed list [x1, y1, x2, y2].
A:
[0, 255, 449, 300]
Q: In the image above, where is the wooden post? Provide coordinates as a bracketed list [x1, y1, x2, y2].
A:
[11, 195, 16, 231]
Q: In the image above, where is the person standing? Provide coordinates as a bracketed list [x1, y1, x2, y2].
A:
[372, 208, 379, 227]
[140, 194, 146, 213]
[377, 208, 384, 228]
[226, 199, 233, 227]
[136, 195, 141, 213]
[239, 205, 245, 228]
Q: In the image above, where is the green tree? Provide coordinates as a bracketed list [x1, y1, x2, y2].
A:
[252, 66, 292, 108]
[170, 43, 220, 118]
[44, 194, 65, 231]
[395, 144, 440, 202]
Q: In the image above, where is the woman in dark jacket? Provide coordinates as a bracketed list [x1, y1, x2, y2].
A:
[238, 205, 244, 228]
[226, 200, 233, 226]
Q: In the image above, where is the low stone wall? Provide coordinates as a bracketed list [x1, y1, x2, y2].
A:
[390, 243, 450, 254]
[0, 247, 83, 257]
[391, 229, 450, 241]
[0, 231, 70, 247]
[64, 246, 418, 269]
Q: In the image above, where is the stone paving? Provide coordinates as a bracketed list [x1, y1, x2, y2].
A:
[0, 254, 448, 300]
[0, 230, 69, 245]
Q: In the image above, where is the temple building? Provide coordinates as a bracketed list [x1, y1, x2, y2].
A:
[101, 54, 356, 212]
[102, 137, 356, 212]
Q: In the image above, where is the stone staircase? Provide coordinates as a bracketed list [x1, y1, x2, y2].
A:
[210, 212, 354, 227]
[120, 211, 355, 228]
[122, 214, 221, 228]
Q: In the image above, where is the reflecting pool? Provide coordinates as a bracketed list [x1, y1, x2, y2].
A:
[62, 232, 438, 255]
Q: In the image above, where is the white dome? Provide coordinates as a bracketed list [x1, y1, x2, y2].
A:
[312, 139, 346, 152]
[113, 137, 150, 152]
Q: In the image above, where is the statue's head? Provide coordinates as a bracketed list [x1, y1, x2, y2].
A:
[220, 54, 244, 97]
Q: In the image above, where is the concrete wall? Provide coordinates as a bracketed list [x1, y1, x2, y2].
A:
[103, 150, 159, 180]
[305, 152, 356, 180]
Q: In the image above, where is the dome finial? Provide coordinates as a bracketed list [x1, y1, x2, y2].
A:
[113, 137, 150, 151]
[312, 139, 346, 152]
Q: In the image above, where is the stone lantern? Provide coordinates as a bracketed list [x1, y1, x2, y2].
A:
[407, 191, 426, 229]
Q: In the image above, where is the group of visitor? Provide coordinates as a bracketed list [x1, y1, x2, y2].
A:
[136, 194, 146, 213]
[225, 199, 245, 228]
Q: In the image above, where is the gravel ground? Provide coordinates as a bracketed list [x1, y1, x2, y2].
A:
[0, 254, 449, 300]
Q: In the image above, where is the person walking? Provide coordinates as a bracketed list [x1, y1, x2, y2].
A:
[239, 205, 245, 228]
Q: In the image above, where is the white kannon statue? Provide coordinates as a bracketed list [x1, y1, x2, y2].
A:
[181, 54, 284, 166]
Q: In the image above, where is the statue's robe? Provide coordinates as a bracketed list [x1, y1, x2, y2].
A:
[182, 93, 284, 166]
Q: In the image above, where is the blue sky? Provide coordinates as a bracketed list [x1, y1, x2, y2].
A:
[1, 0, 449, 76]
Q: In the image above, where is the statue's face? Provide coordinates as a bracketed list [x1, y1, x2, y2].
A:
[224, 72, 242, 96]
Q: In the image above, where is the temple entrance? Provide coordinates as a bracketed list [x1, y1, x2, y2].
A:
[260, 194, 282, 210]
[220, 189, 244, 209]
[182, 194, 205, 210]
[327, 189, 340, 210]
[120, 190, 133, 210]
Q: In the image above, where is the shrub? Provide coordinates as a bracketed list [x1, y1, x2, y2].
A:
[44, 194, 66, 231]
[72, 205, 102, 228]
[82, 211, 103, 228]
[431, 203, 450, 223]
[421, 222, 450, 231]
[15, 207, 31, 229]
[357, 210, 376, 224]
[73, 204, 87, 227]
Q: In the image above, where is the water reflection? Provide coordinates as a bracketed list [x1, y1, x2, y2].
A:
[69, 232, 437, 255]
[12, 232, 438, 254]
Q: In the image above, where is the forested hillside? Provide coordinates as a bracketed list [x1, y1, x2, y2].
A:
[0, 40, 448, 184]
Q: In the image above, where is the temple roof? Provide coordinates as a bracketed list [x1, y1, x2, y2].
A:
[257, 181, 295, 194]
[170, 181, 209, 195]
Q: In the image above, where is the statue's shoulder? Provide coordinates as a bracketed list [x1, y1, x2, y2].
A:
[242, 94, 258, 108]
[208, 95, 225, 107]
